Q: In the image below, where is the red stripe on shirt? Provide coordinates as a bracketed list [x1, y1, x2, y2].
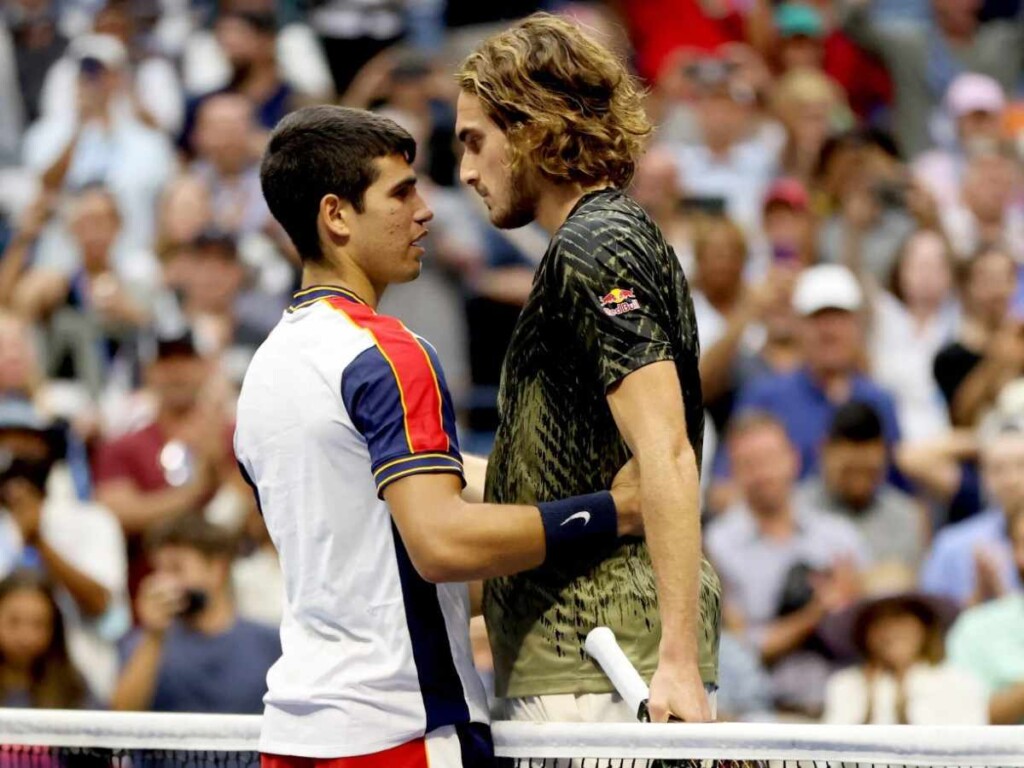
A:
[324, 296, 449, 453]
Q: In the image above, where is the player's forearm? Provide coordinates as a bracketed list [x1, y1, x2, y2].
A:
[111, 632, 164, 711]
[418, 501, 547, 582]
[640, 444, 702, 664]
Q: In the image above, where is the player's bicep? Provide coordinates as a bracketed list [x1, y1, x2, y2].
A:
[342, 342, 465, 498]
[383, 472, 465, 581]
[607, 360, 692, 460]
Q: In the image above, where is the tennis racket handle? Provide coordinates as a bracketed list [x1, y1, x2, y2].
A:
[585, 627, 650, 720]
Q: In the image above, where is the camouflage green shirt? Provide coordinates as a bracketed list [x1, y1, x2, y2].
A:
[483, 189, 721, 698]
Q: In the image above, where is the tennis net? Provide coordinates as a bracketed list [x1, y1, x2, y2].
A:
[0, 710, 1021, 768]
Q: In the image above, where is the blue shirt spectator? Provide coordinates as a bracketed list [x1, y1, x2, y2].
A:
[920, 420, 1024, 605]
[120, 618, 279, 714]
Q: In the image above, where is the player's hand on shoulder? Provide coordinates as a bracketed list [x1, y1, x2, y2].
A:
[648, 659, 712, 723]
[137, 573, 186, 635]
[611, 458, 643, 537]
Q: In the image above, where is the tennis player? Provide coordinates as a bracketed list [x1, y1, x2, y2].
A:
[234, 105, 643, 768]
[455, 14, 721, 725]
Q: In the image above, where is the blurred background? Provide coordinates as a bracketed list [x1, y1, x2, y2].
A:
[0, 0, 1023, 726]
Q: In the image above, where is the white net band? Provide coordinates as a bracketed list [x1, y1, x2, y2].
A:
[0, 711, 1021, 766]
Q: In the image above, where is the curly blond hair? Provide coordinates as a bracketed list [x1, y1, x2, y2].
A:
[457, 13, 652, 188]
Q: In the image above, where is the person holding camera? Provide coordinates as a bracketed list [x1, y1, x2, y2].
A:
[111, 514, 279, 714]
[0, 399, 127, 701]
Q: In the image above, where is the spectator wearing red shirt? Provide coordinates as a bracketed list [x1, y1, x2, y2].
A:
[92, 334, 236, 603]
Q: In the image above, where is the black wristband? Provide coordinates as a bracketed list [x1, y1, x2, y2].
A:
[537, 491, 618, 563]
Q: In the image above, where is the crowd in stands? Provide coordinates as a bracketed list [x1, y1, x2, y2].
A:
[0, 0, 1023, 725]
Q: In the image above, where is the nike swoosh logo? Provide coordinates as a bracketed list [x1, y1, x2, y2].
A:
[561, 511, 591, 526]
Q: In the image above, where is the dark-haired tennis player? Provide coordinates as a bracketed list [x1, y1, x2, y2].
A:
[234, 105, 643, 767]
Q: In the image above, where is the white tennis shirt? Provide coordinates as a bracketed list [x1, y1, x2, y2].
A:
[234, 286, 488, 758]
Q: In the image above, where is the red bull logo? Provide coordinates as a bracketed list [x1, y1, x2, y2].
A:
[599, 287, 641, 317]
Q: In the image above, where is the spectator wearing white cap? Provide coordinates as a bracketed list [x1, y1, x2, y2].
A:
[37, 1, 185, 136]
[720, 264, 902, 482]
[21, 33, 176, 255]
[913, 73, 1008, 211]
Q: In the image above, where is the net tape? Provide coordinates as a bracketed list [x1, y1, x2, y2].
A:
[0, 712, 1021, 767]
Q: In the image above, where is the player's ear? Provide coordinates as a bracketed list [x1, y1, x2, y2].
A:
[319, 193, 352, 244]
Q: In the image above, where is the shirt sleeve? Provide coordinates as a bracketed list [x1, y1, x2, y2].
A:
[91, 438, 134, 486]
[551, 221, 678, 390]
[342, 338, 464, 498]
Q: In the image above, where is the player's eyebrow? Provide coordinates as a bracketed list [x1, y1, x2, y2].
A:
[389, 175, 418, 195]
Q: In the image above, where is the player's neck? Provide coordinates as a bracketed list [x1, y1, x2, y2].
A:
[535, 180, 614, 235]
[301, 262, 381, 309]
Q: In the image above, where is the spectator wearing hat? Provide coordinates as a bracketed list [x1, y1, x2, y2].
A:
[0, 399, 127, 700]
[947, 508, 1024, 723]
[706, 411, 869, 716]
[920, 418, 1024, 606]
[92, 333, 238, 605]
[36, 1, 185, 135]
[870, 228, 959, 442]
[913, 73, 1009, 211]
[841, 0, 1024, 158]
[724, 264, 901, 481]
[934, 245, 1019, 428]
[112, 515, 279, 713]
[750, 0, 891, 121]
[797, 403, 928, 570]
[821, 565, 985, 724]
[21, 33, 176, 254]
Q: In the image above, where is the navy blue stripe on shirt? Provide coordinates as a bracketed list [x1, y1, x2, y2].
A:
[236, 460, 263, 516]
[457, 723, 495, 767]
[390, 522, 470, 733]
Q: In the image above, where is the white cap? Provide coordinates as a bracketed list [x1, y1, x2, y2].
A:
[945, 73, 1006, 118]
[69, 34, 128, 71]
[792, 264, 863, 316]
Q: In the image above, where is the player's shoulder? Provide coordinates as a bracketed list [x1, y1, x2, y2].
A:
[553, 189, 656, 254]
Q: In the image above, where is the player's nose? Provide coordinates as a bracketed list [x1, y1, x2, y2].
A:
[459, 159, 478, 187]
[414, 200, 434, 224]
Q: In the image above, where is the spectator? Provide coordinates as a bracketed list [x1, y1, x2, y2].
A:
[305, 1, 405, 97]
[797, 403, 928, 570]
[9, 185, 157, 399]
[92, 333, 236, 603]
[168, 230, 284, 382]
[37, 0, 185, 135]
[933, 245, 1019, 427]
[942, 151, 1024, 263]
[189, 94, 272, 239]
[111, 515, 279, 713]
[772, 67, 853, 188]
[706, 411, 868, 715]
[841, 0, 1024, 158]
[729, 264, 901, 480]
[0, 23, 24, 168]
[821, 566, 985, 723]
[670, 55, 782, 233]
[21, 33, 176, 253]
[815, 128, 921, 283]
[6, 0, 68, 124]
[0, 570, 94, 708]
[0, 399, 127, 699]
[870, 228, 959, 441]
[630, 146, 690, 259]
[755, 177, 817, 270]
[947, 507, 1024, 723]
[913, 73, 1008, 210]
[920, 417, 1024, 605]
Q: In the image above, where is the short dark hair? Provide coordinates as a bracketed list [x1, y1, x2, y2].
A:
[260, 106, 416, 263]
[827, 402, 883, 444]
[145, 515, 237, 560]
